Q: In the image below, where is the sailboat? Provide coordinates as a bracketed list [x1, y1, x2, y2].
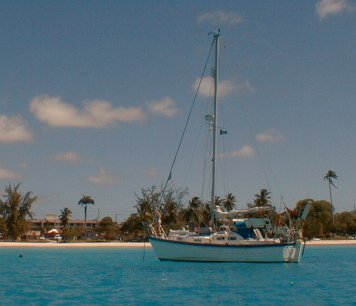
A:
[149, 31, 310, 263]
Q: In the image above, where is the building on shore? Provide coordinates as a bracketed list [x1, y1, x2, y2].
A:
[27, 214, 99, 240]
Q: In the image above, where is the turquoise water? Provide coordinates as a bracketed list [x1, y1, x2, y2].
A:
[0, 246, 355, 305]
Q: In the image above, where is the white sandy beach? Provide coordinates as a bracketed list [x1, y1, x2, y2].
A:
[305, 239, 356, 246]
[0, 240, 355, 248]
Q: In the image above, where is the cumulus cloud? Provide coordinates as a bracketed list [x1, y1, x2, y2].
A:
[0, 166, 23, 180]
[148, 97, 178, 118]
[316, 0, 355, 19]
[35, 193, 61, 206]
[51, 151, 83, 164]
[145, 167, 159, 178]
[88, 168, 119, 186]
[30, 96, 146, 128]
[256, 129, 286, 143]
[0, 115, 33, 143]
[194, 76, 241, 98]
[197, 11, 243, 26]
[19, 162, 29, 168]
[220, 145, 256, 159]
[238, 81, 255, 93]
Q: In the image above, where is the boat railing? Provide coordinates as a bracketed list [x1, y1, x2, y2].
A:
[149, 224, 167, 239]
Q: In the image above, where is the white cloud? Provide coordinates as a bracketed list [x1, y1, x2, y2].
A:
[197, 11, 243, 26]
[237, 81, 255, 93]
[148, 97, 178, 118]
[30, 96, 146, 128]
[218, 80, 236, 98]
[194, 76, 213, 97]
[19, 162, 29, 168]
[0, 115, 33, 143]
[0, 166, 23, 180]
[193, 77, 240, 98]
[145, 167, 159, 178]
[220, 145, 256, 158]
[35, 193, 61, 206]
[51, 152, 83, 164]
[316, 0, 355, 19]
[88, 168, 119, 187]
[256, 129, 286, 143]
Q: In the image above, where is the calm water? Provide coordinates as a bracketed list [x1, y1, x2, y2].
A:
[0, 245, 355, 305]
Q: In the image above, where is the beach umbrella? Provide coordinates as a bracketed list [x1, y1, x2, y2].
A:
[48, 229, 59, 235]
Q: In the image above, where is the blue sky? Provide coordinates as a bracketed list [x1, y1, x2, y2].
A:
[0, 0, 355, 221]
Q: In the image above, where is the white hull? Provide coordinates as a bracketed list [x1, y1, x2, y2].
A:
[149, 237, 304, 263]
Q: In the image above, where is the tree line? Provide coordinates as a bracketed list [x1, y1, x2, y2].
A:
[0, 169, 355, 241]
[121, 185, 356, 240]
[0, 187, 119, 241]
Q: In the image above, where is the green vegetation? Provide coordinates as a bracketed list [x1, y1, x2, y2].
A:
[60, 207, 72, 228]
[0, 184, 37, 240]
[324, 170, 338, 224]
[62, 227, 85, 241]
[120, 213, 144, 241]
[78, 195, 95, 221]
[123, 186, 356, 241]
[334, 211, 356, 236]
[296, 199, 333, 238]
[252, 188, 272, 207]
[96, 216, 120, 241]
[184, 196, 204, 229]
[120, 185, 188, 240]
[296, 199, 356, 238]
[0, 180, 355, 242]
[221, 193, 237, 211]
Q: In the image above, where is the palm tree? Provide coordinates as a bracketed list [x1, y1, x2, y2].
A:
[324, 170, 338, 225]
[60, 207, 72, 228]
[78, 195, 95, 222]
[254, 189, 272, 207]
[0, 184, 37, 240]
[214, 196, 223, 207]
[222, 193, 237, 211]
[161, 198, 181, 227]
[184, 196, 203, 228]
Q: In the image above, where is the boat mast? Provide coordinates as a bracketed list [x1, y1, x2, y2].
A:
[211, 30, 220, 213]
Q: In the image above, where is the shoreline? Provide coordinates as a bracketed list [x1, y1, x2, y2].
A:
[305, 239, 356, 246]
[0, 241, 152, 248]
[0, 240, 355, 248]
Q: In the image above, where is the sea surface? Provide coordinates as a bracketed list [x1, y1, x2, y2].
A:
[0, 245, 355, 305]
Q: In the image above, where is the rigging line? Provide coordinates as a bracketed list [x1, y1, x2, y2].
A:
[255, 140, 281, 205]
[161, 38, 215, 197]
[183, 114, 204, 185]
[183, 71, 213, 187]
[238, 99, 279, 204]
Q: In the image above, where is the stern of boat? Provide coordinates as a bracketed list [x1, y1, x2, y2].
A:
[283, 241, 303, 263]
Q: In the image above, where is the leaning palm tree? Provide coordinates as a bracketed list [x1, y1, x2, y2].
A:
[60, 207, 72, 228]
[324, 170, 338, 225]
[78, 195, 95, 222]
